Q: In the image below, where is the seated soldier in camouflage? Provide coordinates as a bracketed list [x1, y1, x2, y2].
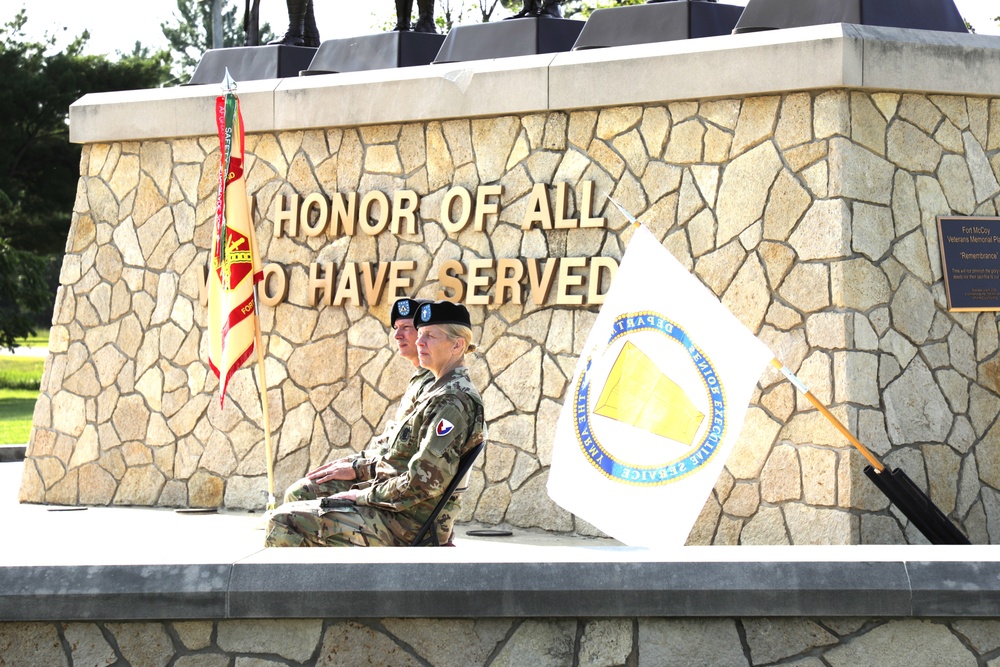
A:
[265, 300, 486, 547]
[280, 297, 433, 503]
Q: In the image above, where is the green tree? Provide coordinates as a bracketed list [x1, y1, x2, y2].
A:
[475, 0, 521, 23]
[562, 0, 644, 20]
[432, 0, 524, 30]
[162, 0, 274, 81]
[436, 0, 472, 30]
[0, 10, 171, 347]
[0, 11, 171, 255]
[0, 236, 50, 351]
[434, 0, 639, 30]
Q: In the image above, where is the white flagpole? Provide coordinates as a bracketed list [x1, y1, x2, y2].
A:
[253, 288, 276, 509]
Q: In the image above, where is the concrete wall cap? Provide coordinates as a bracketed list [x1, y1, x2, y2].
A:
[68, 25, 1000, 144]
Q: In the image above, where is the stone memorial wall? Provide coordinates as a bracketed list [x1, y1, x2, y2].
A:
[5, 616, 1000, 666]
[19, 27, 1000, 545]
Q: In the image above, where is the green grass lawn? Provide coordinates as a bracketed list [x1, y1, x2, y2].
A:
[0, 389, 38, 445]
[14, 328, 49, 348]
[0, 357, 44, 390]
[0, 357, 45, 445]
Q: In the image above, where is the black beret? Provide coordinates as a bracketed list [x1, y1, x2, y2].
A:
[390, 298, 426, 326]
[414, 300, 471, 329]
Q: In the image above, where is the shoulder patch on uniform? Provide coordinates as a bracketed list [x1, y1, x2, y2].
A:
[435, 419, 454, 436]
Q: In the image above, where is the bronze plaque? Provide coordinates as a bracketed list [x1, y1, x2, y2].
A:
[937, 215, 1000, 312]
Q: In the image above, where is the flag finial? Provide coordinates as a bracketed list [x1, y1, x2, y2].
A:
[606, 195, 640, 228]
[221, 68, 237, 93]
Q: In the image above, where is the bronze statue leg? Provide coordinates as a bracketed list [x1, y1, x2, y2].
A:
[268, 0, 309, 46]
[413, 0, 437, 33]
[506, 0, 540, 20]
[303, 0, 320, 47]
[395, 0, 414, 31]
[243, 0, 261, 46]
[538, 0, 562, 18]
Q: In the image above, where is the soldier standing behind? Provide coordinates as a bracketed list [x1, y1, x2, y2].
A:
[281, 297, 433, 503]
[265, 301, 485, 547]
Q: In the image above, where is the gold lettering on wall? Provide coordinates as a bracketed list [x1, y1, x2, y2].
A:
[214, 181, 616, 309]
[578, 180, 604, 228]
[495, 258, 524, 306]
[474, 185, 502, 231]
[438, 259, 466, 302]
[555, 257, 587, 305]
[386, 260, 415, 301]
[588, 257, 618, 305]
[271, 182, 604, 238]
[392, 190, 419, 234]
[441, 186, 473, 234]
[301, 193, 328, 237]
[309, 262, 334, 307]
[522, 183, 553, 231]
[466, 258, 494, 306]
[203, 256, 616, 308]
[274, 193, 299, 237]
[332, 192, 357, 236]
[526, 258, 557, 305]
[261, 264, 288, 306]
[333, 262, 360, 306]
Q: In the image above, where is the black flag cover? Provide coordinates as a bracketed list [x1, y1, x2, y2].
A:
[864, 466, 970, 545]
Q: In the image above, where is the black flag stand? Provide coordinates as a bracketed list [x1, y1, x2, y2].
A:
[863, 466, 970, 545]
[771, 359, 971, 546]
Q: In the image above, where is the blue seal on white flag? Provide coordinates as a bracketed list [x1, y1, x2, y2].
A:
[573, 311, 727, 486]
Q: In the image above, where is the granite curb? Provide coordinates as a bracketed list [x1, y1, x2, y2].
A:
[4, 557, 1000, 622]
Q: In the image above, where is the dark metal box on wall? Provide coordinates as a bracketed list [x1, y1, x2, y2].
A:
[434, 17, 584, 63]
[189, 45, 317, 85]
[302, 32, 447, 75]
[733, 0, 968, 34]
[573, 0, 745, 51]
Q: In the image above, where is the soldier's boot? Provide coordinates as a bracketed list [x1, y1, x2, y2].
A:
[506, 0, 539, 19]
[269, 0, 309, 46]
[394, 0, 414, 31]
[538, 0, 562, 18]
[413, 0, 437, 33]
[303, 0, 320, 47]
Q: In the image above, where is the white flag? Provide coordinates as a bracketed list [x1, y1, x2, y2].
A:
[547, 225, 774, 548]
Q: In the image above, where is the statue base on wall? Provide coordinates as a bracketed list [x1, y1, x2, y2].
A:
[733, 0, 967, 34]
[302, 32, 447, 75]
[434, 18, 584, 63]
[189, 45, 317, 85]
[573, 1, 744, 50]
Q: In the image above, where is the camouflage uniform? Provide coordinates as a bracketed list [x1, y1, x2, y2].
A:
[281, 367, 435, 502]
[265, 366, 485, 547]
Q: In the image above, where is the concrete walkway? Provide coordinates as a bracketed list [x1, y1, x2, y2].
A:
[1, 459, 618, 569]
[0, 345, 49, 358]
[5, 458, 1000, 623]
[5, 458, 1000, 566]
